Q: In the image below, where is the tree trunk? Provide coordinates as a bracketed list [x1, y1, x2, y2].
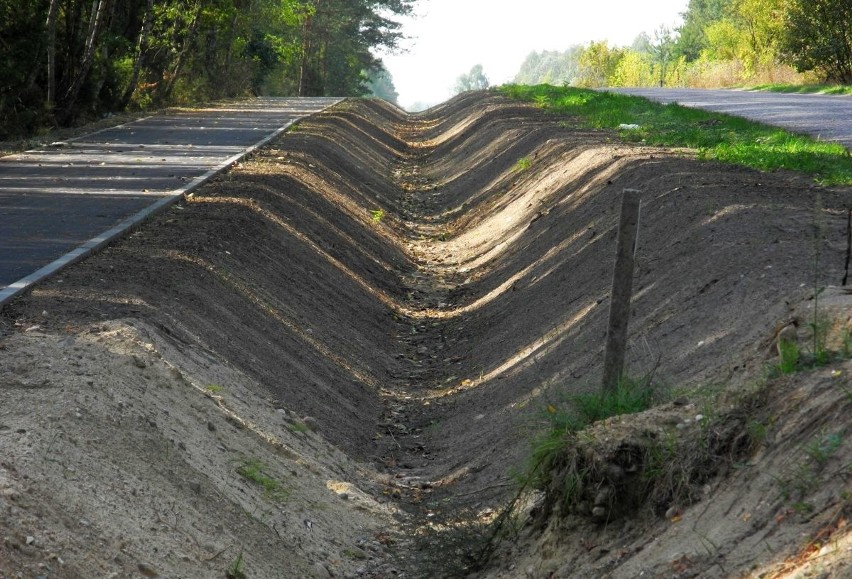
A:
[118, 0, 154, 108]
[59, 0, 109, 121]
[160, 3, 201, 101]
[45, 0, 60, 108]
[298, 12, 314, 96]
[223, 12, 238, 74]
[319, 36, 329, 94]
[89, 0, 115, 107]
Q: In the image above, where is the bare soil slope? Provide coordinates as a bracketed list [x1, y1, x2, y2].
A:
[1, 92, 851, 578]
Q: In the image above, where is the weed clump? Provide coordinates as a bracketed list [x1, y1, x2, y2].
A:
[370, 208, 385, 223]
[513, 157, 532, 172]
[530, 378, 657, 486]
[226, 551, 246, 579]
[236, 458, 290, 502]
[518, 378, 766, 528]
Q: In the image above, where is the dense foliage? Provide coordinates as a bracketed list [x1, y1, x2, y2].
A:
[0, 0, 413, 138]
[514, 0, 852, 89]
[781, 0, 852, 83]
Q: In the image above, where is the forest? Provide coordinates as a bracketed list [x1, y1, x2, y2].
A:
[515, 0, 852, 90]
[0, 0, 412, 138]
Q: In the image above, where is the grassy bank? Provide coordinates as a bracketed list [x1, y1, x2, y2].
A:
[746, 84, 852, 96]
[500, 84, 852, 186]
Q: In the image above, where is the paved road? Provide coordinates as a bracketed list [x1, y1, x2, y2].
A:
[609, 88, 852, 150]
[0, 97, 340, 304]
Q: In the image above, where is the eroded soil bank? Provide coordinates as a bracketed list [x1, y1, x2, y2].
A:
[1, 92, 851, 578]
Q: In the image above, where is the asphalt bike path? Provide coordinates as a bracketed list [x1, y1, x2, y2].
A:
[0, 97, 340, 305]
[610, 88, 852, 150]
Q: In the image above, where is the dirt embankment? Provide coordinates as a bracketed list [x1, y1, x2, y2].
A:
[2, 92, 851, 578]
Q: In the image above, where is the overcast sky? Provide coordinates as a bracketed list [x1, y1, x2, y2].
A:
[379, 0, 689, 109]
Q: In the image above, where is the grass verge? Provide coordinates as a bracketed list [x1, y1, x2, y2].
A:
[746, 83, 852, 96]
[499, 84, 852, 186]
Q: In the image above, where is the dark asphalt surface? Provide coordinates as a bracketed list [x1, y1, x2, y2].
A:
[0, 97, 339, 291]
[609, 88, 852, 150]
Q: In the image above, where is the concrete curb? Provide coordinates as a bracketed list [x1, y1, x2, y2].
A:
[0, 98, 344, 309]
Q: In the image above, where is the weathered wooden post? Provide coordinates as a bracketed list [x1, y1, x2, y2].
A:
[602, 188, 642, 394]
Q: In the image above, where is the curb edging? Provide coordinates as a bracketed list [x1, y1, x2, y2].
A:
[0, 97, 343, 309]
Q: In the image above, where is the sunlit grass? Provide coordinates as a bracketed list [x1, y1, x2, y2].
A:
[500, 84, 852, 185]
[746, 83, 852, 96]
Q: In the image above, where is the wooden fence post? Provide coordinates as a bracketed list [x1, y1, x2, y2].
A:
[602, 188, 642, 394]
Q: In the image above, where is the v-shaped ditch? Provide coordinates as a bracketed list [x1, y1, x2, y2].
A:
[2, 92, 851, 578]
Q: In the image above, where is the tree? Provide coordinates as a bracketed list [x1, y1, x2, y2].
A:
[631, 32, 652, 55]
[648, 25, 678, 86]
[734, 0, 785, 64]
[1, 0, 56, 134]
[611, 50, 655, 87]
[781, 0, 852, 83]
[514, 46, 584, 86]
[575, 41, 625, 87]
[0, 0, 421, 138]
[703, 18, 746, 61]
[454, 64, 489, 94]
[675, 0, 730, 61]
[364, 63, 398, 104]
[297, 0, 415, 97]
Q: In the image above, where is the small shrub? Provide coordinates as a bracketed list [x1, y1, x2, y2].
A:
[533, 94, 550, 108]
[513, 157, 532, 172]
[808, 316, 830, 367]
[777, 340, 800, 374]
[370, 208, 385, 223]
[747, 419, 768, 447]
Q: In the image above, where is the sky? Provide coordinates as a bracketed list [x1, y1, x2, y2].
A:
[378, 0, 689, 110]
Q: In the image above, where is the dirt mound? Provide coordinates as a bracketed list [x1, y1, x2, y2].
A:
[2, 92, 851, 578]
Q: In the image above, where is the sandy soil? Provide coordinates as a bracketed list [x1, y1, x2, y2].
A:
[1, 91, 851, 578]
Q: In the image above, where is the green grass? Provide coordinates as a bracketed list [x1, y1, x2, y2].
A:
[777, 340, 800, 374]
[499, 84, 852, 185]
[370, 208, 385, 223]
[236, 458, 290, 502]
[226, 551, 246, 579]
[747, 83, 852, 96]
[288, 420, 310, 433]
[530, 377, 658, 484]
[513, 157, 532, 172]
